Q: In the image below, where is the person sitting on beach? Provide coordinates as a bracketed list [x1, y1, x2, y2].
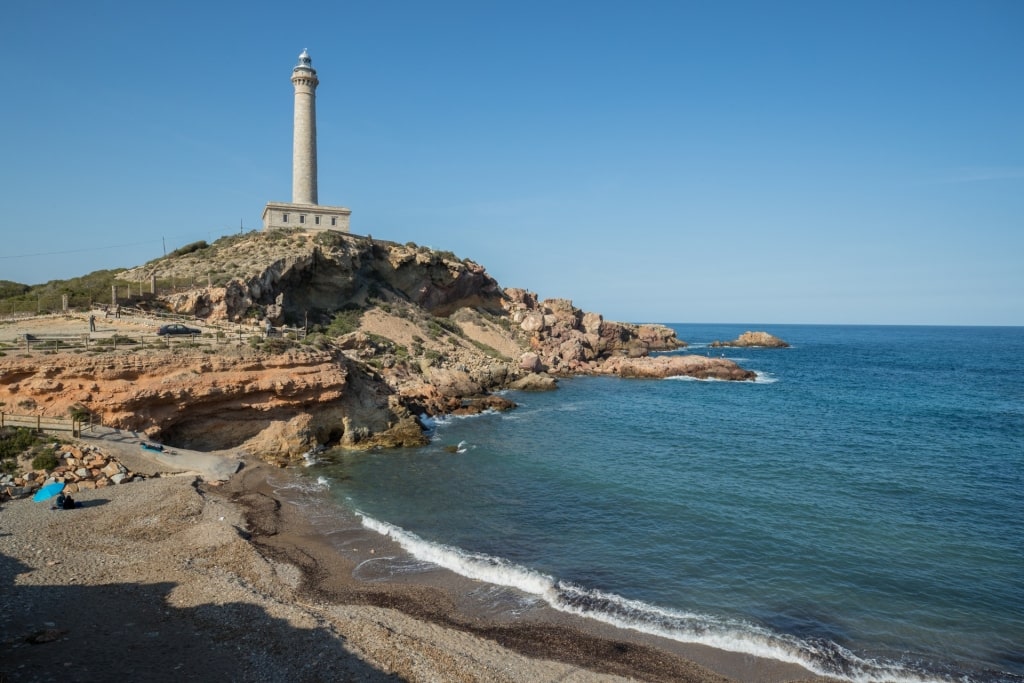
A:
[53, 493, 66, 510]
[62, 494, 76, 510]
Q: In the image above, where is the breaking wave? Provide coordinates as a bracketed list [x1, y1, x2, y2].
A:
[357, 513, 946, 683]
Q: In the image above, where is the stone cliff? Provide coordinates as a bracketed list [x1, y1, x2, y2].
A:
[1, 230, 757, 459]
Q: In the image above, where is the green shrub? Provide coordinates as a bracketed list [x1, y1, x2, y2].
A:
[168, 240, 209, 258]
[469, 339, 509, 360]
[314, 231, 347, 248]
[428, 317, 463, 339]
[0, 280, 30, 298]
[0, 428, 39, 460]
[31, 450, 59, 471]
[327, 309, 363, 337]
[263, 338, 296, 354]
[301, 333, 332, 351]
[68, 405, 91, 422]
[93, 334, 138, 346]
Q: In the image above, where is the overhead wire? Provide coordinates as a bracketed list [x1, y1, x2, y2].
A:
[0, 240, 162, 260]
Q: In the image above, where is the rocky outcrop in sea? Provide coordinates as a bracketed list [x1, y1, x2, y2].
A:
[709, 330, 790, 348]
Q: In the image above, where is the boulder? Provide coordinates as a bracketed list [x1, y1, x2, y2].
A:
[518, 352, 542, 372]
[508, 373, 558, 391]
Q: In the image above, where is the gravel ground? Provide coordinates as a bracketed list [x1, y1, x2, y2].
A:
[0, 471, 641, 682]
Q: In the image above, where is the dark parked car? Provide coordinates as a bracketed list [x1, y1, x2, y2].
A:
[157, 323, 201, 336]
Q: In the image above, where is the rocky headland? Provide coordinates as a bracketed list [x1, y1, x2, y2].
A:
[0, 230, 757, 461]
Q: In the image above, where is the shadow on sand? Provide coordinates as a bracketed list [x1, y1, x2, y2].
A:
[0, 551, 400, 682]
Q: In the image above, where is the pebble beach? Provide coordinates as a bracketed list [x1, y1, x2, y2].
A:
[2, 440, 802, 683]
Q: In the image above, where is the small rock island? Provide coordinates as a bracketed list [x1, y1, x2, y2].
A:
[709, 330, 790, 348]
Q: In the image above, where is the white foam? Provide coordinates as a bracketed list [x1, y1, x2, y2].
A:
[663, 375, 730, 382]
[301, 444, 328, 466]
[357, 513, 948, 683]
[360, 514, 557, 596]
[272, 477, 330, 496]
[753, 371, 778, 384]
[430, 409, 502, 426]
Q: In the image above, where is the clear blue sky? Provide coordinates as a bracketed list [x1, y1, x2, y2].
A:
[2, 1, 1022, 325]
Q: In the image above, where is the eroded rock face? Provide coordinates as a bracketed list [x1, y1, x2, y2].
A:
[709, 331, 790, 348]
[0, 348, 426, 457]
[147, 237, 506, 326]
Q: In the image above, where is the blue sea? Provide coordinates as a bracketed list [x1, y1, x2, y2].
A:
[304, 324, 1024, 682]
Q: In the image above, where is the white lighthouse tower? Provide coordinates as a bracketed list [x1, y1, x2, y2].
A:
[291, 48, 318, 205]
[263, 49, 351, 232]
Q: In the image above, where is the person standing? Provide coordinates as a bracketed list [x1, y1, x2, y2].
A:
[89, 314, 96, 332]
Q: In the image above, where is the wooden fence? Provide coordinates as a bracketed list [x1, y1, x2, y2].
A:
[0, 412, 85, 437]
[2, 325, 309, 355]
[9, 332, 225, 353]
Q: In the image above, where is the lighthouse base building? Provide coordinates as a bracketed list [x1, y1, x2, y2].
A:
[261, 203, 351, 232]
[263, 49, 351, 233]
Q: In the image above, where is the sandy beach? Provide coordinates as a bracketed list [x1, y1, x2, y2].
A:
[1, 433, 827, 683]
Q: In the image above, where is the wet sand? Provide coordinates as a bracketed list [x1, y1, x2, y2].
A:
[229, 461, 827, 683]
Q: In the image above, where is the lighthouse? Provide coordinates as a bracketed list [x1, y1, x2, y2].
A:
[291, 48, 318, 205]
[263, 50, 351, 232]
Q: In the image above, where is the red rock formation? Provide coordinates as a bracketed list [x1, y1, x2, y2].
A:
[0, 348, 425, 456]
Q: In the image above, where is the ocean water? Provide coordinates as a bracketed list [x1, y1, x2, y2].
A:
[306, 324, 1024, 682]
